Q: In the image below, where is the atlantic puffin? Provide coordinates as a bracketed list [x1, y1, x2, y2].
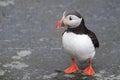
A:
[56, 11, 99, 76]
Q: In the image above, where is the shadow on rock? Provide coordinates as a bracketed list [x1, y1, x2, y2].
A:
[53, 70, 97, 80]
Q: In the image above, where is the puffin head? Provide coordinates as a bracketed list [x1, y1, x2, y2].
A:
[56, 11, 83, 29]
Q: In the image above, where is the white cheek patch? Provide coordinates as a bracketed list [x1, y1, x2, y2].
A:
[68, 18, 82, 28]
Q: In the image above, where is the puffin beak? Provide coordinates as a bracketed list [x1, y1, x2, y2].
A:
[56, 11, 68, 29]
[56, 17, 68, 29]
[56, 18, 63, 29]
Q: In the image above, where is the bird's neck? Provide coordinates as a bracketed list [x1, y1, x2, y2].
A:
[66, 20, 88, 34]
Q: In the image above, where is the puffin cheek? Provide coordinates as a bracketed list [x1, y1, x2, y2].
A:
[69, 20, 79, 27]
[74, 20, 81, 27]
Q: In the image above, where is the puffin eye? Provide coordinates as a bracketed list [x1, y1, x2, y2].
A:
[69, 16, 72, 20]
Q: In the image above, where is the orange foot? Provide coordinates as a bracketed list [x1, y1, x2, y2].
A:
[64, 58, 79, 74]
[83, 59, 95, 76]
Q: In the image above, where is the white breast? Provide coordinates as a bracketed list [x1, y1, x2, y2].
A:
[62, 32, 95, 61]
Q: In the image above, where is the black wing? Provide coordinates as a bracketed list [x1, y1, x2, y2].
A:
[87, 30, 99, 48]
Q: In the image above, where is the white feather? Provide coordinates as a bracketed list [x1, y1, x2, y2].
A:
[64, 15, 82, 28]
[62, 32, 95, 61]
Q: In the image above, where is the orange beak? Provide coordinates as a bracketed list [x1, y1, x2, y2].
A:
[56, 18, 63, 29]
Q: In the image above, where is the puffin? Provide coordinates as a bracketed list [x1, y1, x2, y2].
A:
[56, 11, 99, 76]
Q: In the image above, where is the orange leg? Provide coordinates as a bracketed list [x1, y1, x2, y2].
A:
[83, 58, 95, 76]
[64, 58, 79, 74]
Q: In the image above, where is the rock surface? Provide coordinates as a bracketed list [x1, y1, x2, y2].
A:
[0, 0, 120, 80]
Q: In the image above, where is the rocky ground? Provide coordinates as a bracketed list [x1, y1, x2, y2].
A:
[0, 0, 120, 80]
